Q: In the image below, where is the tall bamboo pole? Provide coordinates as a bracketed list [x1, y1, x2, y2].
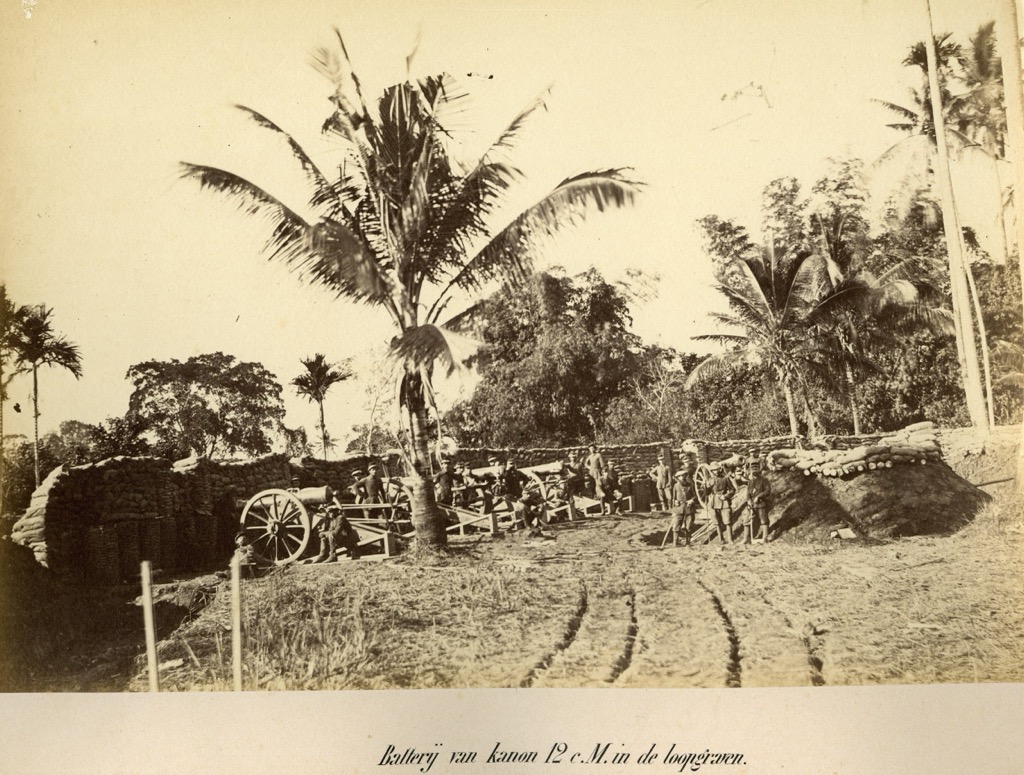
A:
[231, 554, 243, 691]
[141, 561, 159, 693]
[924, 0, 990, 434]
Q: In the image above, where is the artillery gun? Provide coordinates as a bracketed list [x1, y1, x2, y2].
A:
[238, 483, 411, 565]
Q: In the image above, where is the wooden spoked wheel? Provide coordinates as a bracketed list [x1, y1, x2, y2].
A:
[240, 489, 311, 566]
[693, 464, 714, 508]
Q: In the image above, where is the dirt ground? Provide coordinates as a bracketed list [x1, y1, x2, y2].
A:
[3, 426, 1022, 692]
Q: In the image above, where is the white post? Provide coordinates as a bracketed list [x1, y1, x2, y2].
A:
[230, 554, 243, 691]
[140, 560, 159, 693]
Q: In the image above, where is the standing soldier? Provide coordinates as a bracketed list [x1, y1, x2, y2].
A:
[746, 460, 772, 544]
[434, 459, 456, 508]
[599, 461, 623, 515]
[361, 463, 387, 504]
[561, 450, 583, 520]
[649, 454, 672, 512]
[669, 468, 696, 546]
[584, 444, 606, 499]
[709, 464, 735, 544]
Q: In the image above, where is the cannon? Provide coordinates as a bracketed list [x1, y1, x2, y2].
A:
[239, 481, 414, 565]
[692, 454, 748, 507]
[238, 486, 336, 566]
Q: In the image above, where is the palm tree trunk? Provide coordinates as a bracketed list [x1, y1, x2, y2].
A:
[407, 401, 447, 548]
[996, 0, 1024, 491]
[845, 363, 862, 435]
[782, 382, 799, 437]
[403, 370, 446, 549]
[318, 398, 328, 459]
[32, 363, 40, 488]
[963, 256, 996, 428]
[0, 369, 5, 516]
[924, 0, 990, 434]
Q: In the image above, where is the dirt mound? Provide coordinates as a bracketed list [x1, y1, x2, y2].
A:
[939, 425, 1019, 490]
[768, 462, 990, 542]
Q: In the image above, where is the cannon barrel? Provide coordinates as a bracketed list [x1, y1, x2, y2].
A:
[295, 486, 334, 507]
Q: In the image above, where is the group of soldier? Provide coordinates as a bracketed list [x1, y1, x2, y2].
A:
[659, 453, 773, 548]
[233, 447, 776, 574]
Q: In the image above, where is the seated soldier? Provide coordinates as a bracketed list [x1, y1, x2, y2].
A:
[599, 461, 623, 515]
[334, 509, 361, 560]
[232, 532, 263, 578]
[313, 506, 338, 563]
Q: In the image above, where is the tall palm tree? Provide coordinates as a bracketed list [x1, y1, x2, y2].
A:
[181, 34, 641, 548]
[0, 286, 29, 513]
[687, 245, 821, 436]
[876, 28, 989, 433]
[12, 305, 83, 487]
[292, 353, 352, 459]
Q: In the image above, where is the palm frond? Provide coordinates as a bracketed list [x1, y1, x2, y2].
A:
[444, 169, 643, 295]
[181, 163, 390, 304]
[683, 349, 757, 389]
[389, 323, 480, 376]
[234, 105, 341, 214]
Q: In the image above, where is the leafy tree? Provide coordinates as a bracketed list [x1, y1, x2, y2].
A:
[125, 352, 286, 459]
[181, 36, 640, 548]
[11, 305, 83, 487]
[291, 353, 352, 459]
[2, 434, 60, 516]
[447, 268, 643, 446]
[345, 423, 400, 456]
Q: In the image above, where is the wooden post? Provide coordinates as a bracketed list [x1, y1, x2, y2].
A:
[230, 554, 242, 691]
[140, 560, 159, 693]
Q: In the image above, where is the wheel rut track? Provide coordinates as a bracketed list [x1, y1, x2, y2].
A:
[699, 580, 742, 688]
[606, 588, 638, 683]
[520, 582, 589, 688]
[757, 591, 827, 687]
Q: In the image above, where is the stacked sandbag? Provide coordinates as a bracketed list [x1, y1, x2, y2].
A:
[766, 422, 944, 478]
[706, 435, 807, 462]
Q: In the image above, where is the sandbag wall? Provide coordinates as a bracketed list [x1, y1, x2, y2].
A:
[765, 422, 944, 477]
[10, 457, 175, 584]
[11, 453, 346, 584]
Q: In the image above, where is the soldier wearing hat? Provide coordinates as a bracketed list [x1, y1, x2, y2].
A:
[649, 453, 672, 512]
[314, 503, 360, 562]
[584, 444, 606, 498]
[599, 461, 622, 515]
[745, 459, 772, 543]
[313, 504, 339, 563]
[433, 458, 456, 508]
[709, 463, 735, 544]
[361, 463, 386, 504]
[669, 468, 697, 546]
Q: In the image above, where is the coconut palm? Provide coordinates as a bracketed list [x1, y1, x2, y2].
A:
[876, 28, 990, 433]
[292, 353, 352, 459]
[181, 34, 641, 548]
[12, 305, 83, 487]
[687, 245, 821, 436]
[802, 259, 954, 434]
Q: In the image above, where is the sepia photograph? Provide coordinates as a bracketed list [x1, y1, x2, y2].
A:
[1, 0, 1023, 770]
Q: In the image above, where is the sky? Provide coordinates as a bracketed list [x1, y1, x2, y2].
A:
[0, 0, 1012, 449]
